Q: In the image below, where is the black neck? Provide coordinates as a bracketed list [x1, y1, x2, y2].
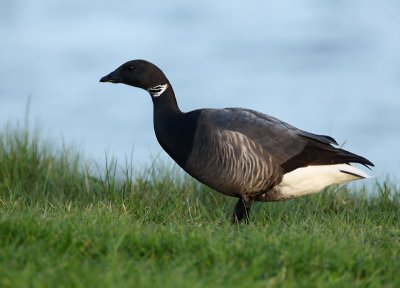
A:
[151, 85, 200, 167]
[151, 85, 182, 117]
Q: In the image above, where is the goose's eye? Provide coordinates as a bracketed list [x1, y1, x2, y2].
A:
[127, 66, 136, 71]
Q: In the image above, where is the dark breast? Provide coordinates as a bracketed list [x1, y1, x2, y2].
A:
[154, 110, 201, 168]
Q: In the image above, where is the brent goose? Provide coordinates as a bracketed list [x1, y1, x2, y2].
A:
[100, 60, 374, 223]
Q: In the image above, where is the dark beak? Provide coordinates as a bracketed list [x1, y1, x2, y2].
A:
[99, 71, 119, 83]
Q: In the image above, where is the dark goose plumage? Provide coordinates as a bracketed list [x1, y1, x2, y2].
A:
[100, 59, 374, 223]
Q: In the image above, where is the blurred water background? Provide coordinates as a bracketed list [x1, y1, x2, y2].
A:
[1, 1, 399, 181]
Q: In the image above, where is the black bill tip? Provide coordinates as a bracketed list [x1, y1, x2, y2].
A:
[100, 72, 118, 83]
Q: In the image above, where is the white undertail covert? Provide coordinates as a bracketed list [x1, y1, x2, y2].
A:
[276, 164, 371, 198]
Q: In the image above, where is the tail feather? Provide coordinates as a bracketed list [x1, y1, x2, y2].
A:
[282, 141, 374, 174]
[311, 147, 374, 169]
[338, 163, 372, 179]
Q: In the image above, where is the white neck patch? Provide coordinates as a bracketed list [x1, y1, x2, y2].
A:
[147, 84, 169, 98]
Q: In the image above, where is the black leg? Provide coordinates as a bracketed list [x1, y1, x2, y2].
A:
[232, 196, 252, 224]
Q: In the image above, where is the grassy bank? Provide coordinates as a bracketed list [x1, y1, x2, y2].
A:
[0, 125, 399, 287]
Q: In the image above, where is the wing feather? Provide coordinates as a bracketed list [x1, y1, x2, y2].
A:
[202, 108, 374, 174]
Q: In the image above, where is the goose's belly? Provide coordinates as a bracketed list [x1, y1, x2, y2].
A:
[183, 129, 282, 198]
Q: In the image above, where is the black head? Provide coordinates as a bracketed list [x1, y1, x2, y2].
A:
[100, 59, 169, 91]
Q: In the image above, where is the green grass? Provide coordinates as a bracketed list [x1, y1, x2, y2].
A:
[0, 124, 399, 287]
